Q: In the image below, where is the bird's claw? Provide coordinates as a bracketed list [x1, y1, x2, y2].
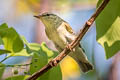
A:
[66, 44, 74, 52]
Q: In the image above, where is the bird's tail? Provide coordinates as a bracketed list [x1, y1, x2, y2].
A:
[78, 61, 93, 72]
[69, 46, 93, 72]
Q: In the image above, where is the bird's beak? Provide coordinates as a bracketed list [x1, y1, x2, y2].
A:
[34, 15, 42, 19]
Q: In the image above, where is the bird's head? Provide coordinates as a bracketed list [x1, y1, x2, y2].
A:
[34, 12, 63, 28]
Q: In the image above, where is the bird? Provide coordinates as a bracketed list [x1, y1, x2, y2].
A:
[34, 12, 93, 72]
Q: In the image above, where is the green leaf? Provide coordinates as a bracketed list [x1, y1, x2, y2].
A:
[29, 42, 62, 80]
[0, 23, 8, 30]
[28, 43, 41, 51]
[21, 36, 41, 54]
[96, 0, 120, 59]
[0, 63, 5, 79]
[13, 49, 30, 56]
[5, 75, 29, 80]
[12, 34, 24, 52]
[0, 37, 3, 45]
[25, 43, 41, 54]
[29, 52, 48, 74]
[0, 23, 24, 53]
[21, 36, 29, 45]
[41, 42, 58, 59]
[48, 65, 62, 80]
[0, 49, 11, 55]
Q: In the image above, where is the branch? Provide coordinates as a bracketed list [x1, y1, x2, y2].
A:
[27, 0, 110, 80]
[0, 54, 12, 63]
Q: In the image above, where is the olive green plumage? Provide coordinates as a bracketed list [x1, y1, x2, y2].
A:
[34, 12, 93, 72]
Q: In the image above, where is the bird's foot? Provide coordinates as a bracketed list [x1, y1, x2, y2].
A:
[66, 44, 75, 52]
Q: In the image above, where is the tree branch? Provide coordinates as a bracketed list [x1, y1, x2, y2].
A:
[27, 0, 110, 80]
[0, 54, 12, 63]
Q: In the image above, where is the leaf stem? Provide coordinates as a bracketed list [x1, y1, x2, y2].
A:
[0, 54, 12, 63]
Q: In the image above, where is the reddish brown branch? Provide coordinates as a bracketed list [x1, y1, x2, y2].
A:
[27, 0, 110, 80]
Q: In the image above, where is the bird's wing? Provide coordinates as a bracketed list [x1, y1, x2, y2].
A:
[64, 22, 75, 34]
[63, 22, 86, 53]
[61, 23, 93, 72]
[62, 22, 76, 42]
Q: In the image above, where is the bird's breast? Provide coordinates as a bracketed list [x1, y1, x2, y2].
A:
[45, 28, 66, 49]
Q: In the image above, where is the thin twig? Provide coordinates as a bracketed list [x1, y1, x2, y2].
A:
[0, 55, 12, 63]
[27, 0, 110, 80]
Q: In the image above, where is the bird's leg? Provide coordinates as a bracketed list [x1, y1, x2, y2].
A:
[65, 38, 75, 52]
[66, 43, 75, 52]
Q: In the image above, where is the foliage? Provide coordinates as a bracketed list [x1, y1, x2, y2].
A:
[0, 23, 62, 80]
[28, 42, 62, 80]
[0, 63, 5, 79]
[0, 23, 24, 53]
[96, 0, 120, 59]
[6, 75, 29, 80]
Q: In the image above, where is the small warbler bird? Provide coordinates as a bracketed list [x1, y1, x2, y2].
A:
[34, 12, 93, 72]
